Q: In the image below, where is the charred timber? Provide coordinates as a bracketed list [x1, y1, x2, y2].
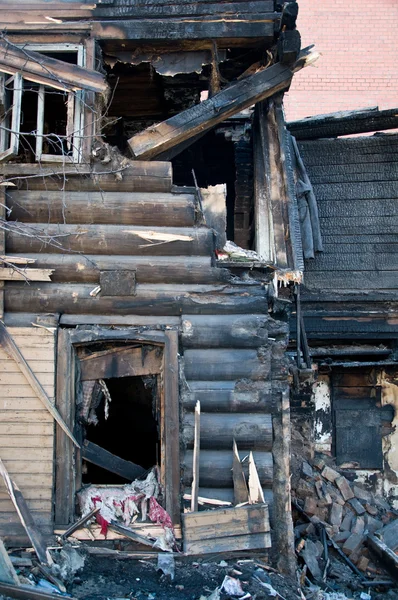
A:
[181, 314, 268, 348]
[182, 382, 278, 413]
[94, 1, 276, 19]
[182, 413, 273, 450]
[128, 47, 319, 160]
[184, 349, 270, 380]
[4, 283, 268, 316]
[7, 191, 196, 227]
[6, 224, 213, 256]
[288, 107, 398, 140]
[183, 449, 273, 488]
[8, 254, 229, 285]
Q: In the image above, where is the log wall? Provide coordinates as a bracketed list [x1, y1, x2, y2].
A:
[2, 161, 289, 536]
[0, 327, 55, 544]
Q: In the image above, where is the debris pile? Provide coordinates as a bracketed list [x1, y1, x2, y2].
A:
[77, 468, 176, 552]
[293, 455, 398, 592]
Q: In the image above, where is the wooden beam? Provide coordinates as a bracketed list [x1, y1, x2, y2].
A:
[79, 346, 162, 380]
[190, 400, 200, 513]
[0, 189, 5, 318]
[288, 107, 398, 140]
[0, 458, 48, 565]
[0, 323, 79, 448]
[0, 40, 107, 93]
[82, 441, 146, 482]
[128, 47, 320, 160]
[61, 506, 100, 540]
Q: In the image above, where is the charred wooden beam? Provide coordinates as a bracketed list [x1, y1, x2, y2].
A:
[181, 314, 268, 348]
[288, 107, 398, 140]
[82, 441, 146, 482]
[183, 412, 272, 450]
[79, 346, 162, 380]
[0, 39, 107, 93]
[6, 224, 213, 257]
[93, 18, 276, 42]
[0, 162, 173, 193]
[5, 283, 268, 316]
[128, 47, 319, 160]
[9, 255, 228, 285]
[184, 348, 270, 380]
[182, 381, 278, 413]
[94, 1, 276, 19]
[7, 191, 195, 228]
[183, 449, 273, 488]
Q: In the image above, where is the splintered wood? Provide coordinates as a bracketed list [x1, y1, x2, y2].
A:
[183, 503, 271, 555]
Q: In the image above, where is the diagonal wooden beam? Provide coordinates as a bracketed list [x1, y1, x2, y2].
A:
[0, 322, 80, 447]
[0, 458, 49, 566]
[128, 46, 320, 161]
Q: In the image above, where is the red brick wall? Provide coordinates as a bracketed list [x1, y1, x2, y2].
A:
[284, 0, 398, 121]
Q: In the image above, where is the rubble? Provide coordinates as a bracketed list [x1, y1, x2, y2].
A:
[293, 453, 398, 595]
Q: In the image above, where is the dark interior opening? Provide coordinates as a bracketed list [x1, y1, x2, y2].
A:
[82, 375, 160, 485]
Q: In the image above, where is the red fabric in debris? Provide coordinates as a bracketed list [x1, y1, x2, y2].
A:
[148, 497, 173, 529]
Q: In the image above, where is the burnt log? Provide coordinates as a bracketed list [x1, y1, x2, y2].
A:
[184, 348, 270, 380]
[7, 191, 195, 227]
[182, 413, 273, 450]
[4, 283, 268, 315]
[9, 254, 229, 285]
[183, 449, 273, 488]
[6, 224, 213, 256]
[182, 380, 278, 413]
[181, 314, 268, 348]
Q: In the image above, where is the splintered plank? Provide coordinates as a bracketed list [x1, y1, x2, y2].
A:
[82, 441, 146, 481]
[190, 401, 200, 512]
[128, 47, 319, 160]
[0, 458, 48, 565]
[183, 503, 270, 554]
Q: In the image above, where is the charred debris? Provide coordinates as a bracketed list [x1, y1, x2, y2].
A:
[0, 1, 396, 599]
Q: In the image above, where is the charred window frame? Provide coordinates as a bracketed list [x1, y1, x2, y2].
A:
[0, 44, 85, 163]
[55, 327, 180, 529]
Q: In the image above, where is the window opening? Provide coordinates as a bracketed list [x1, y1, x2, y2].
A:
[0, 44, 84, 163]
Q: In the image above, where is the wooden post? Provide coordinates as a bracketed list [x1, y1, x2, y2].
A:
[191, 400, 200, 512]
[232, 439, 248, 505]
[272, 388, 296, 576]
[0, 188, 5, 318]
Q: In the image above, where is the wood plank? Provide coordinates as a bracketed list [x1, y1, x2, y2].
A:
[0, 499, 51, 513]
[313, 182, 398, 202]
[0, 460, 52, 474]
[7, 191, 196, 227]
[0, 539, 19, 585]
[0, 385, 54, 398]
[0, 474, 53, 488]
[0, 436, 53, 449]
[0, 410, 52, 423]
[0, 422, 53, 436]
[128, 47, 319, 160]
[79, 346, 162, 380]
[5, 284, 267, 316]
[184, 503, 270, 541]
[304, 271, 398, 291]
[0, 582, 69, 600]
[184, 531, 271, 554]
[0, 189, 5, 318]
[248, 451, 265, 503]
[190, 400, 200, 513]
[183, 413, 273, 450]
[82, 441, 146, 481]
[94, 2, 275, 18]
[0, 324, 78, 447]
[6, 224, 213, 257]
[0, 39, 107, 93]
[0, 448, 52, 461]
[0, 373, 54, 386]
[0, 362, 53, 373]
[0, 268, 53, 282]
[233, 439, 248, 505]
[0, 458, 48, 565]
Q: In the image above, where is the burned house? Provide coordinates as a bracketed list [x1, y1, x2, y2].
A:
[0, 0, 396, 589]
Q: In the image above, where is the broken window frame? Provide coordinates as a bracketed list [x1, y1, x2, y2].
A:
[0, 43, 86, 164]
[55, 328, 180, 529]
[0, 72, 23, 162]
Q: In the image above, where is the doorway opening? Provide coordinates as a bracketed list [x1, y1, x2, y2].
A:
[82, 375, 160, 485]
